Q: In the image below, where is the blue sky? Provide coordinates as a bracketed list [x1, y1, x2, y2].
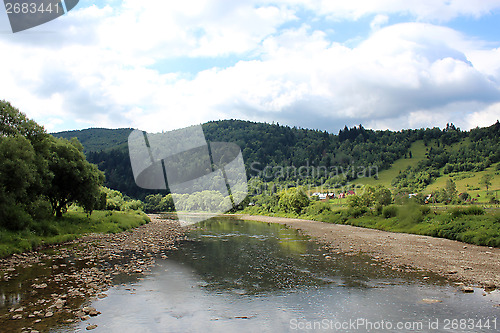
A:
[1, 0, 500, 133]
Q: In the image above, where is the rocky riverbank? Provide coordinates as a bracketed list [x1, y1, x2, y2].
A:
[238, 214, 500, 290]
[0, 214, 185, 332]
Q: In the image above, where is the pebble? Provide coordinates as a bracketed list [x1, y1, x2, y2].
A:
[459, 286, 474, 293]
[0, 215, 185, 330]
[422, 299, 442, 304]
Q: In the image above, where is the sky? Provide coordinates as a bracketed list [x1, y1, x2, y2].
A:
[1, 0, 500, 134]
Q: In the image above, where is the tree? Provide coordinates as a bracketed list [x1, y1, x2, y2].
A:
[45, 137, 104, 217]
[159, 194, 176, 212]
[0, 135, 37, 203]
[347, 194, 364, 208]
[278, 187, 310, 214]
[0, 100, 46, 143]
[144, 194, 163, 212]
[458, 192, 470, 202]
[360, 186, 377, 207]
[444, 178, 457, 203]
[375, 187, 392, 206]
[479, 174, 493, 192]
[0, 135, 38, 229]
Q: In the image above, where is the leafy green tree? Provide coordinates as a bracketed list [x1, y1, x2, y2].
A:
[479, 174, 493, 192]
[360, 186, 377, 207]
[159, 194, 175, 212]
[375, 187, 392, 206]
[278, 187, 310, 214]
[445, 178, 457, 198]
[0, 135, 38, 229]
[144, 194, 163, 212]
[0, 100, 46, 143]
[347, 194, 364, 208]
[458, 192, 470, 202]
[0, 135, 37, 203]
[436, 178, 458, 203]
[45, 137, 104, 217]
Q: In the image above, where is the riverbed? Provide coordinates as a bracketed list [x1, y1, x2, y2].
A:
[73, 217, 499, 332]
[1, 216, 499, 332]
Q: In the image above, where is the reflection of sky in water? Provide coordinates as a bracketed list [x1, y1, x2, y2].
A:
[70, 218, 499, 333]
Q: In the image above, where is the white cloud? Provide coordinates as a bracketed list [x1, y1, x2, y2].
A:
[370, 14, 389, 31]
[1, 1, 500, 133]
[302, 0, 500, 21]
[466, 103, 500, 128]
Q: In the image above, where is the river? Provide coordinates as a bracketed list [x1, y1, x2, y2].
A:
[1, 216, 499, 332]
[74, 217, 498, 332]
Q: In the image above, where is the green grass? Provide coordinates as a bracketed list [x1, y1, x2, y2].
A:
[353, 140, 428, 188]
[242, 202, 500, 248]
[0, 210, 150, 258]
[424, 163, 500, 202]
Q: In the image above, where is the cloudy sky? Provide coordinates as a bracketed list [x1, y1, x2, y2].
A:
[1, 0, 500, 133]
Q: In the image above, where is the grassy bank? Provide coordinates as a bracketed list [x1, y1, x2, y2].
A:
[0, 210, 150, 258]
[241, 204, 500, 248]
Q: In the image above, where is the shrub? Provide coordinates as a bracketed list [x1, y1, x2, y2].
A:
[27, 198, 53, 220]
[382, 205, 398, 218]
[305, 202, 331, 216]
[29, 220, 59, 236]
[346, 207, 367, 218]
[451, 206, 484, 217]
[0, 203, 32, 230]
[463, 206, 485, 215]
[397, 203, 424, 225]
[420, 205, 431, 215]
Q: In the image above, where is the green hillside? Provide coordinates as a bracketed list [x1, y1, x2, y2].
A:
[52, 127, 133, 153]
[425, 163, 500, 202]
[353, 140, 428, 188]
[51, 120, 500, 200]
[353, 137, 499, 201]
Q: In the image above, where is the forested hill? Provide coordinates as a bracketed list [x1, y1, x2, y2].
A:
[53, 128, 133, 153]
[52, 120, 500, 199]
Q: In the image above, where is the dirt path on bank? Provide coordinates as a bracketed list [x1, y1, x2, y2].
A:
[237, 214, 500, 288]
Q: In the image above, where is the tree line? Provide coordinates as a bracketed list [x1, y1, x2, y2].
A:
[0, 101, 105, 230]
[52, 116, 499, 202]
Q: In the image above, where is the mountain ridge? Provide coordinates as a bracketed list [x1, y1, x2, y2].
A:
[52, 119, 499, 199]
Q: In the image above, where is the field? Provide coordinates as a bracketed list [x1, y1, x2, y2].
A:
[352, 140, 428, 188]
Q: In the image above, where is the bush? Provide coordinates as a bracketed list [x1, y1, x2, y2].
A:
[29, 220, 59, 236]
[397, 203, 424, 225]
[0, 203, 32, 230]
[345, 207, 367, 218]
[382, 205, 398, 218]
[305, 202, 331, 216]
[451, 206, 485, 217]
[420, 205, 431, 215]
[27, 198, 53, 220]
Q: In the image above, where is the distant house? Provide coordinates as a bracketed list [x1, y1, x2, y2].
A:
[424, 194, 432, 204]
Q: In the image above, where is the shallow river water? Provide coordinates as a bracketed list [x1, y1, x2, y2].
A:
[70, 217, 499, 333]
[1, 217, 499, 332]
